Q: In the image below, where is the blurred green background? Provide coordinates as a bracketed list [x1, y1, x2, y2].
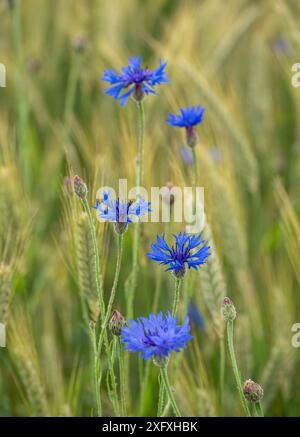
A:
[0, 0, 300, 416]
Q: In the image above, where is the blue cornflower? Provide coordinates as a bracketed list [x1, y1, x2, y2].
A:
[147, 231, 210, 278]
[167, 105, 205, 147]
[102, 55, 169, 106]
[121, 311, 192, 360]
[94, 192, 151, 234]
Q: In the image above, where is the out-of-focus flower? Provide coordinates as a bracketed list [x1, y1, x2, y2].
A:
[274, 37, 289, 55]
[188, 300, 205, 330]
[208, 147, 222, 163]
[71, 34, 88, 53]
[180, 146, 194, 165]
[147, 232, 210, 278]
[121, 311, 192, 360]
[101, 55, 169, 106]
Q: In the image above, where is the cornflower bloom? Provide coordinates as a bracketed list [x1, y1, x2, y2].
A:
[121, 311, 192, 361]
[167, 105, 205, 148]
[94, 192, 151, 234]
[101, 55, 169, 105]
[147, 231, 210, 278]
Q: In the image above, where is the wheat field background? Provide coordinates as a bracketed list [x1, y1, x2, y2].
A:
[0, 0, 300, 417]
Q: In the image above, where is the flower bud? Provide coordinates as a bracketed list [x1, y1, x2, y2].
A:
[109, 310, 127, 336]
[71, 35, 88, 53]
[185, 126, 199, 148]
[221, 297, 236, 321]
[74, 175, 88, 199]
[27, 58, 41, 75]
[243, 379, 264, 403]
[6, 0, 17, 9]
[162, 182, 175, 207]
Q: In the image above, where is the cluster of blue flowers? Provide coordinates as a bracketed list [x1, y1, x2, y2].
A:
[102, 55, 205, 136]
[101, 56, 211, 361]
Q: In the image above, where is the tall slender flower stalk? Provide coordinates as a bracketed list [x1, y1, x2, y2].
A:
[172, 277, 182, 317]
[10, 1, 30, 191]
[117, 337, 127, 416]
[159, 366, 181, 417]
[64, 53, 83, 146]
[74, 176, 119, 416]
[97, 233, 124, 357]
[222, 298, 251, 417]
[127, 100, 145, 320]
[254, 402, 264, 417]
[89, 321, 102, 416]
[219, 334, 225, 415]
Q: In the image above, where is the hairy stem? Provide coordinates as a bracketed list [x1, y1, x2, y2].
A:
[227, 320, 251, 417]
[127, 101, 145, 319]
[172, 277, 182, 317]
[160, 367, 181, 417]
[89, 323, 102, 416]
[254, 402, 264, 417]
[11, 2, 30, 191]
[98, 233, 123, 357]
[219, 334, 225, 415]
[117, 338, 127, 416]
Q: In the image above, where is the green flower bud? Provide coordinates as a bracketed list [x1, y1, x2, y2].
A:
[109, 310, 127, 336]
[243, 379, 264, 403]
[74, 175, 88, 200]
[221, 297, 236, 322]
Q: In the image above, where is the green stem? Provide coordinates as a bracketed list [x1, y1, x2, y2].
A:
[11, 2, 30, 191]
[117, 338, 127, 416]
[89, 323, 102, 416]
[192, 147, 199, 188]
[219, 335, 225, 415]
[160, 367, 181, 417]
[64, 53, 83, 145]
[139, 360, 151, 416]
[81, 198, 105, 316]
[227, 320, 251, 417]
[254, 402, 264, 417]
[81, 198, 119, 415]
[157, 375, 165, 417]
[127, 101, 145, 320]
[172, 278, 181, 317]
[97, 234, 123, 357]
[124, 101, 145, 412]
